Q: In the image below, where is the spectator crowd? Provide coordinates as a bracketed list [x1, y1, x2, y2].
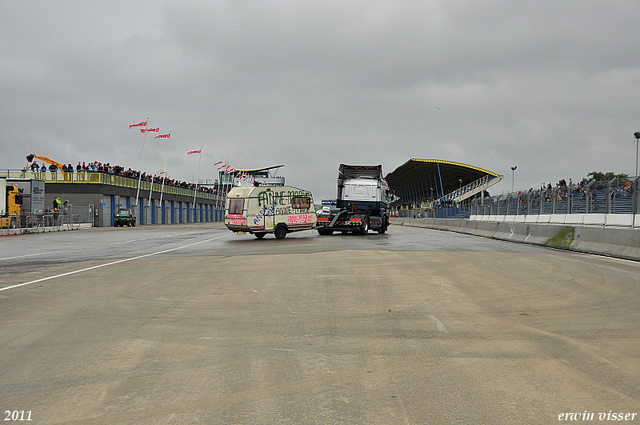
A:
[24, 160, 227, 195]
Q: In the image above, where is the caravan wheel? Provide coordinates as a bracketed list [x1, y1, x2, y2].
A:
[274, 226, 287, 240]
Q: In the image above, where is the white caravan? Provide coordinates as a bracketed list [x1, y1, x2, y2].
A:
[224, 185, 317, 239]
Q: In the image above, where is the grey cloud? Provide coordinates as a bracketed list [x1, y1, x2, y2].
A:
[2, 0, 640, 201]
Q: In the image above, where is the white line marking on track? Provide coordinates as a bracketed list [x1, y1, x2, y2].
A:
[0, 251, 63, 261]
[0, 234, 227, 293]
[428, 315, 448, 333]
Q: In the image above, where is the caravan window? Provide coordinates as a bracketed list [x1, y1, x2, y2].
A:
[291, 196, 311, 210]
[228, 198, 244, 215]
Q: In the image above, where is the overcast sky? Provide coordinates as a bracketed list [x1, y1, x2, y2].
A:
[2, 1, 639, 200]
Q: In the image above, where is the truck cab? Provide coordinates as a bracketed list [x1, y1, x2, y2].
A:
[316, 164, 392, 235]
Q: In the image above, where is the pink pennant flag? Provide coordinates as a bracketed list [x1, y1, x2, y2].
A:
[214, 160, 223, 166]
[187, 149, 201, 155]
[129, 120, 148, 128]
[155, 133, 171, 139]
[141, 127, 160, 133]
[225, 168, 235, 174]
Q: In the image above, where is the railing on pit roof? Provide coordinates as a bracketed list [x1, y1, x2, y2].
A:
[1, 169, 225, 202]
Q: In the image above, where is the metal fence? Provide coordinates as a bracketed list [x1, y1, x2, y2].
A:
[0, 206, 92, 234]
[470, 177, 639, 217]
[404, 207, 471, 219]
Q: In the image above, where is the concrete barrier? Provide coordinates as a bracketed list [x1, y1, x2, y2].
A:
[605, 214, 633, 227]
[573, 226, 640, 259]
[583, 214, 606, 226]
[390, 217, 640, 261]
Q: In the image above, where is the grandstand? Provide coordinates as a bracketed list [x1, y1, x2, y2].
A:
[385, 159, 503, 210]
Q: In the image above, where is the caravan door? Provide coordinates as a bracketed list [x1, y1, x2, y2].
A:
[263, 203, 276, 232]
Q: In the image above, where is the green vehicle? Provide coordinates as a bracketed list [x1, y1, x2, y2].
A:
[114, 208, 136, 227]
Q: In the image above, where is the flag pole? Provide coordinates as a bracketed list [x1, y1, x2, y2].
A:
[219, 168, 225, 213]
[134, 117, 149, 209]
[214, 161, 225, 214]
[224, 157, 230, 210]
[214, 166, 219, 214]
[158, 132, 171, 218]
[212, 161, 220, 214]
[192, 147, 202, 222]
[148, 127, 161, 212]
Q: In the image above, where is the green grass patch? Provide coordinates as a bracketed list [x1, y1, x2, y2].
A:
[544, 226, 576, 249]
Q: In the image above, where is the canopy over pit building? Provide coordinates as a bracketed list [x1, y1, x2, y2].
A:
[221, 164, 286, 187]
[385, 159, 503, 209]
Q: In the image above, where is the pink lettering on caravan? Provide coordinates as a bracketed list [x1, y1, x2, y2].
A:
[288, 214, 313, 224]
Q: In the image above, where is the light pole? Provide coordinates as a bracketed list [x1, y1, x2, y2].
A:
[634, 132, 640, 178]
[511, 166, 517, 193]
[634, 132, 640, 228]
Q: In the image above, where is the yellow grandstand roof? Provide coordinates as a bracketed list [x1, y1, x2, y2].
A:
[385, 158, 502, 201]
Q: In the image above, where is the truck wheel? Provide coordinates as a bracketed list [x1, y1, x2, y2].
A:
[255, 232, 266, 239]
[378, 217, 387, 234]
[360, 218, 369, 235]
[9, 218, 17, 229]
[274, 226, 287, 240]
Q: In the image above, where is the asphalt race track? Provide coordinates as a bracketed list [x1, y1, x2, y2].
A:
[1, 223, 639, 424]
